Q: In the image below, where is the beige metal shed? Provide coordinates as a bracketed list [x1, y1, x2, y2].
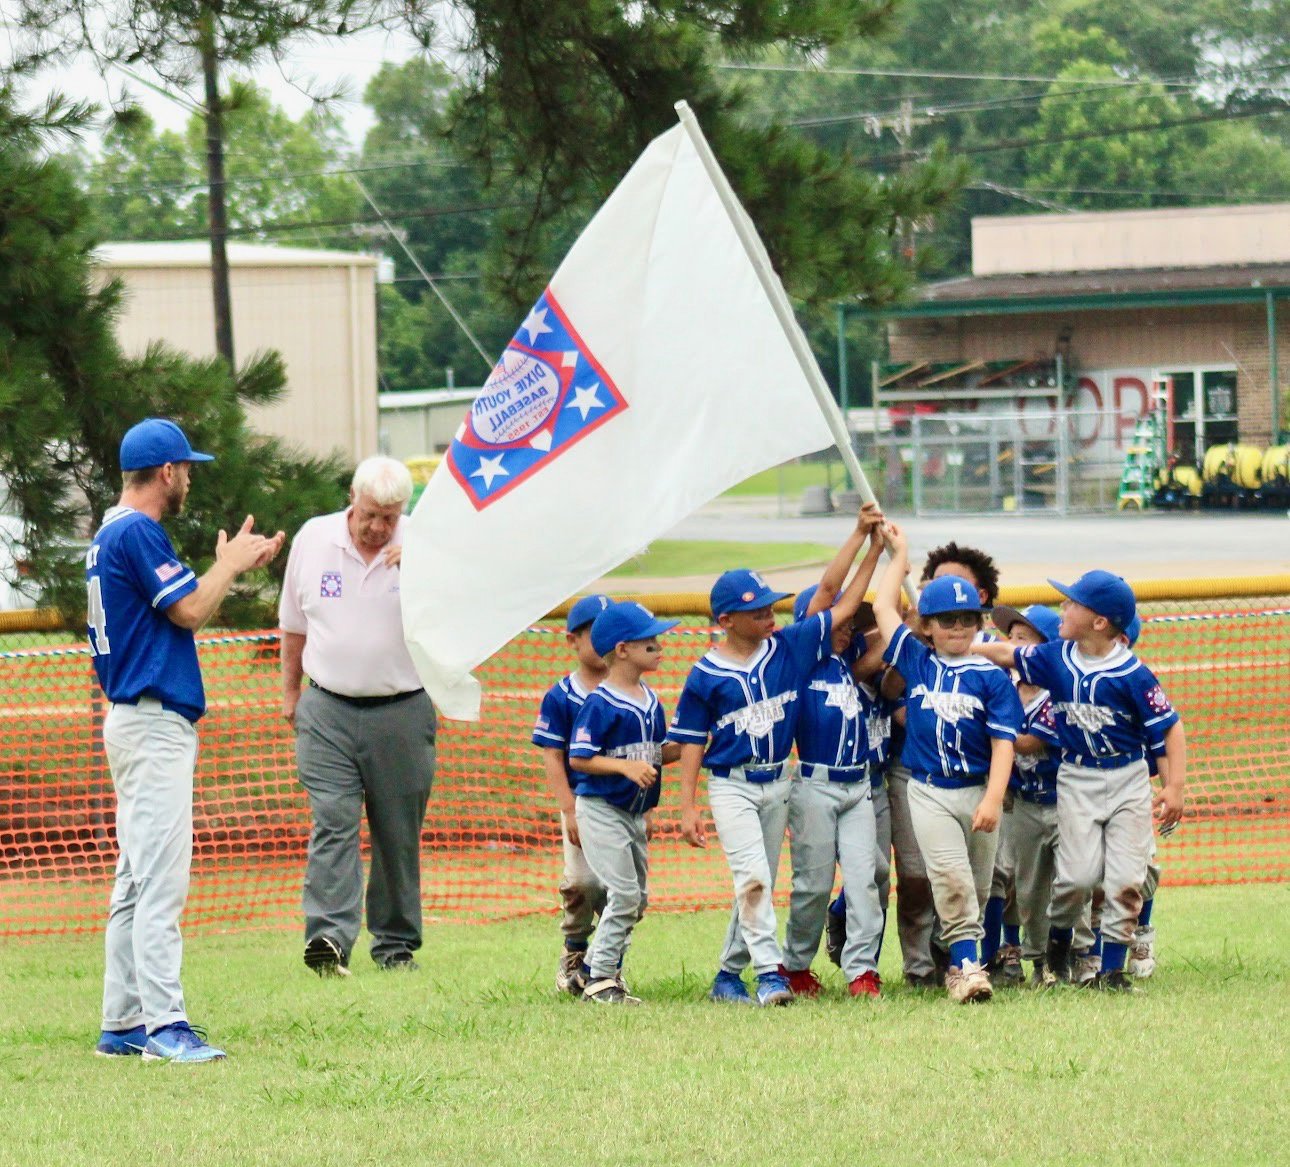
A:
[95, 241, 380, 463]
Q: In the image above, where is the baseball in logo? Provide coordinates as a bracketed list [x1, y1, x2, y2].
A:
[447, 289, 628, 509]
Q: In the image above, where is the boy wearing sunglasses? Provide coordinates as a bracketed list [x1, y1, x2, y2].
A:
[873, 524, 1023, 1003]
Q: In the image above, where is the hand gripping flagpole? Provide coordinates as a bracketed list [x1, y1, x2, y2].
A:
[674, 101, 917, 604]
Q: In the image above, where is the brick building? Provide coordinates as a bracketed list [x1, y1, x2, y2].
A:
[842, 203, 1290, 468]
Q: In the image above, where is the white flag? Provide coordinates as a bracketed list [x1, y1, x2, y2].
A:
[402, 110, 836, 719]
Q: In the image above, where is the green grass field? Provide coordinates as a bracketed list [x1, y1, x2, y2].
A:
[1, 885, 1286, 1166]
[605, 539, 836, 577]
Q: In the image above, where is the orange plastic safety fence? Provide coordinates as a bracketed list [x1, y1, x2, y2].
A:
[0, 595, 1286, 938]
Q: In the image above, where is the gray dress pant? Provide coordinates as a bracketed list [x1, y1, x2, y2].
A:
[295, 685, 436, 962]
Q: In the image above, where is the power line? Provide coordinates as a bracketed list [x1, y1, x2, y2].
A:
[719, 58, 1290, 86]
[866, 102, 1290, 166]
[143, 199, 525, 241]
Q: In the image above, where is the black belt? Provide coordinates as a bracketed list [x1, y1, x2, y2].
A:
[802, 763, 871, 784]
[310, 680, 423, 708]
[708, 762, 786, 783]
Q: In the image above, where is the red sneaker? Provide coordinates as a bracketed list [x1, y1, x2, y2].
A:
[848, 970, 882, 998]
[778, 964, 823, 998]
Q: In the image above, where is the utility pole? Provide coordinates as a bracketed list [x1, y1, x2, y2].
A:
[200, 7, 235, 367]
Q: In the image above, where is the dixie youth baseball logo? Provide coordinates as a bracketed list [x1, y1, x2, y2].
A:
[446, 288, 628, 510]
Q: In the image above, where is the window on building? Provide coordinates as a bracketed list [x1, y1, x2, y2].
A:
[1158, 367, 1238, 466]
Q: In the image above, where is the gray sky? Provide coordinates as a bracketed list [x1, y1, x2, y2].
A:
[4, 20, 433, 151]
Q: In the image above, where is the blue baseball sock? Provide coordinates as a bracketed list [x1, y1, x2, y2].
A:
[1103, 941, 1129, 973]
[981, 896, 1005, 965]
[949, 939, 978, 969]
[1090, 928, 1103, 958]
[1138, 898, 1154, 927]
[1050, 926, 1074, 944]
[828, 890, 847, 918]
[1003, 922, 1021, 947]
[564, 939, 589, 953]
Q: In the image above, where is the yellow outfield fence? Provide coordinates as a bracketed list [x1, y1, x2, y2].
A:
[0, 576, 1287, 939]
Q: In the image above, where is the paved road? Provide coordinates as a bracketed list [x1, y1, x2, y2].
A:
[596, 500, 1290, 593]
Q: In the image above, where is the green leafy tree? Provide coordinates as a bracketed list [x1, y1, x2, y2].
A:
[1025, 62, 1182, 208]
[83, 86, 360, 247]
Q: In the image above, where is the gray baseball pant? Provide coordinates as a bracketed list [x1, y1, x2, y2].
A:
[873, 781, 892, 914]
[101, 699, 196, 1033]
[990, 804, 1016, 897]
[295, 686, 436, 963]
[1050, 759, 1153, 946]
[574, 796, 648, 980]
[559, 812, 607, 944]
[886, 765, 938, 977]
[1076, 846, 1161, 950]
[782, 768, 883, 979]
[907, 780, 998, 949]
[1008, 797, 1059, 961]
[710, 773, 792, 976]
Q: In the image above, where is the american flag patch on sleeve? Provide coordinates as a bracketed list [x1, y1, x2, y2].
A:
[154, 561, 183, 583]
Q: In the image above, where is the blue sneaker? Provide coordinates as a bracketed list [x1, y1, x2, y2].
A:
[709, 970, 752, 1004]
[95, 1025, 146, 1057]
[141, 1022, 227, 1064]
[755, 971, 795, 1007]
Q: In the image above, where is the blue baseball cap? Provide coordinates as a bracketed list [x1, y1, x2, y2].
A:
[1124, 613, 1142, 647]
[792, 584, 875, 632]
[992, 603, 1061, 643]
[566, 593, 612, 633]
[918, 575, 983, 617]
[590, 601, 679, 657]
[792, 584, 820, 623]
[710, 569, 791, 618]
[119, 418, 214, 472]
[1047, 570, 1136, 632]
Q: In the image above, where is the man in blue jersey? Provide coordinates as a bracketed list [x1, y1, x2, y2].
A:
[88, 419, 284, 1063]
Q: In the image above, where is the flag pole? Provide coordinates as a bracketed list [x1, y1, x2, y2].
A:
[673, 101, 917, 603]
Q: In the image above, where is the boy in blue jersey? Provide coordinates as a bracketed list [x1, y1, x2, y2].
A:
[973, 571, 1186, 991]
[532, 594, 613, 995]
[873, 524, 1023, 1004]
[670, 506, 880, 1007]
[568, 602, 680, 1004]
[88, 419, 283, 1063]
[780, 513, 888, 999]
[989, 603, 1063, 986]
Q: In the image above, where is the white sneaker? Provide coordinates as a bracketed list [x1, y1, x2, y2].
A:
[1073, 952, 1102, 986]
[946, 959, 994, 1004]
[1128, 926, 1157, 979]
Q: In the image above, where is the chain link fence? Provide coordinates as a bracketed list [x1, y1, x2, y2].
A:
[874, 408, 1131, 516]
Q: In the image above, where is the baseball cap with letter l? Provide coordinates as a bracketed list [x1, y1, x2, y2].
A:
[992, 603, 1061, 643]
[918, 575, 983, 617]
[119, 418, 215, 472]
[710, 569, 792, 619]
[590, 601, 679, 657]
[566, 593, 613, 633]
[1047, 569, 1136, 632]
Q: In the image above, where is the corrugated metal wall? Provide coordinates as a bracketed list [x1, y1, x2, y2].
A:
[99, 257, 378, 463]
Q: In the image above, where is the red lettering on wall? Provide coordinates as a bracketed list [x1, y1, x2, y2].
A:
[1073, 378, 1103, 450]
[1112, 377, 1149, 446]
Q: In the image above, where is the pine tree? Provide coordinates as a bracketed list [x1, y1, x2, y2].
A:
[0, 97, 348, 624]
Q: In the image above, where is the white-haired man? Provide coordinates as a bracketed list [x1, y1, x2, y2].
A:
[280, 456, 437, 975]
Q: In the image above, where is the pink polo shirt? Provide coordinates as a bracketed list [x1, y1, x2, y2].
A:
[278, 509, 422, 698]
